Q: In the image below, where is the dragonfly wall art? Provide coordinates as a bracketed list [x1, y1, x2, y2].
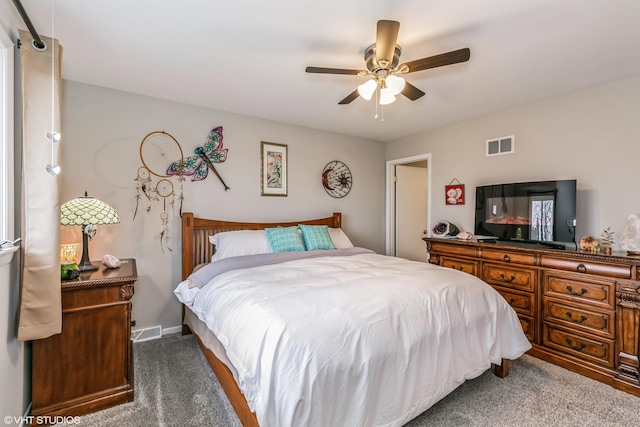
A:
[167, 126, 230, 190]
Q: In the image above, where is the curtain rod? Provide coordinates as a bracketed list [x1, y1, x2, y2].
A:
[11, 0, 46, 50]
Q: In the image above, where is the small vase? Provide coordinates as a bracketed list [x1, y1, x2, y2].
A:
[603, 246, 612, 255]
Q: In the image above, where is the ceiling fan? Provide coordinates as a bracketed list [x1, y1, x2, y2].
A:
[305, 20, 470, 106]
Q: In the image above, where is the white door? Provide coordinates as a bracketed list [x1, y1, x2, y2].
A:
[395, 163, 428, 261]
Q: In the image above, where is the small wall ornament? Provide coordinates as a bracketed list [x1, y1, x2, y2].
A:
[445, 178, 465, 205]
[322, 160, 352, 198]
[167, 126, 230, 190]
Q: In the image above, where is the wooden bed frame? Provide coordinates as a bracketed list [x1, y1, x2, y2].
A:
[180, 212, 342, 426]
[180, 211, 509, 427]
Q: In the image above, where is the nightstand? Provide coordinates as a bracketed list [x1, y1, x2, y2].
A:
[31, 259, 137, 418]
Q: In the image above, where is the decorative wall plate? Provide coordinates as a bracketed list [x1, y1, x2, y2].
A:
[322, 160, 352, 198]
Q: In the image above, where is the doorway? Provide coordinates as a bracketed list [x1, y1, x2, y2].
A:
[385, 154, 431, 261]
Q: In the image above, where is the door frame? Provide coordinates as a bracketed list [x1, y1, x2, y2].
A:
[385, 153, 432, 256]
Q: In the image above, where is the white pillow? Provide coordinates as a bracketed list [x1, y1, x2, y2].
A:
[209, 230, 273, 261]
[328, 228, 354, 249]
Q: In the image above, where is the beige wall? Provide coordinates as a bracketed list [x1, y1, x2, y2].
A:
[386, 73, 640, 250]
[0, 256, 25, 423]
[60, 81, 385, 331]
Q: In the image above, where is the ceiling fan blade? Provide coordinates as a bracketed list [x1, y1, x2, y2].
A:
[376, 20, 400, 64]
[306, 66, 361, 75]
[338, 89, 360, 105]
[401, 82, 426, 101]
[402, 48, 470, 73]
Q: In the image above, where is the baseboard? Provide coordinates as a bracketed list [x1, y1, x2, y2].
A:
[162, 325, 182, 335]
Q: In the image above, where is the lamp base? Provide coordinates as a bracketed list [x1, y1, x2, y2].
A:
[78, 226, 98, 271]
[77, 260, 98, 272]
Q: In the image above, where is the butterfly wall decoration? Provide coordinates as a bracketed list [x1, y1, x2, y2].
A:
[166, 126, 230, 190]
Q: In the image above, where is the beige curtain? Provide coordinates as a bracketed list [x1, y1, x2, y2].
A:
[16, 30, 63, 341]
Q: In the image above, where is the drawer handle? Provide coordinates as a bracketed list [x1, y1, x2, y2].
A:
[450, 265, 464, 271]
[508, 298, 516, 306]
[503, 254, 511, 262]
[500, 273, 516, 283]
[565, 338, 587, 352]
[566, 285, 587, 296]
[576, 263, 587, 273]
[565, 312, 587, 324]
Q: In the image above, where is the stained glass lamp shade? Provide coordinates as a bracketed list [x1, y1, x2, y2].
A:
[60, 192, 120, 271]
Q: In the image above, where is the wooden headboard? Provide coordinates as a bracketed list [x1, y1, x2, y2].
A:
[181, 212, 342, 280]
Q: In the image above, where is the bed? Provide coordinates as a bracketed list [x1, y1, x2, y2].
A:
[175, 212, 531, 427]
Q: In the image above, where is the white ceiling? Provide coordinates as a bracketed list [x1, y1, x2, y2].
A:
[15, 0, 640, 142]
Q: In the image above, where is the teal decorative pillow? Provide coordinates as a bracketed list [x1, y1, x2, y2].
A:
[299, 224, 336, 251]
[265, 226, 306, 253]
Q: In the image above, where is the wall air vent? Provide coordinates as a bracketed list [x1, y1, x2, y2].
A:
[486, 135, 514, 156]
[131, 325, 162, 342]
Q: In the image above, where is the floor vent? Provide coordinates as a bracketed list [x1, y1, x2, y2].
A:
[131, 325, 163, 342]
[486, 135, 514, 156]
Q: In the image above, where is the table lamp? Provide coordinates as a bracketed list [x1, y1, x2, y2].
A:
[60, 192, 120, 271]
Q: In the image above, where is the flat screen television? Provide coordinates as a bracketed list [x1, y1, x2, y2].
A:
[474, 179, 577, 248]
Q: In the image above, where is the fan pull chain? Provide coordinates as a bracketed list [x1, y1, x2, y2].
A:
[372, 86, 384, 122]
[374, 86, 379, 119]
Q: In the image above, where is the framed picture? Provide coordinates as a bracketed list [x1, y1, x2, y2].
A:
[445, 184, 465, 205]
[261, 141, 288, 196]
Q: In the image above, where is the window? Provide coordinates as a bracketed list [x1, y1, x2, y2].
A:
[0, 29, 14, 241]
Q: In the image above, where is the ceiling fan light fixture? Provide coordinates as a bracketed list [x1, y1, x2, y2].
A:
[305, 20, 469, 109]
[385, 75, 405, 95]
[357, 79, 378, 101]
[379, 87, 396, 105]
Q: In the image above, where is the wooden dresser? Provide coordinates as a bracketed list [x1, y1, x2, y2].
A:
[31, 259, 137, 418]
[423, 238, 640, 397]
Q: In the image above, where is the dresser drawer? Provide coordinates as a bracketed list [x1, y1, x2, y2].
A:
[482, 249, 536, 266]
[428, 241, 478, 258]
[543, 298, 614, 339]
[543, 273, 614, 309]
[482, 263, 535, 292]
[543, 324, 614, 368]
[519, 314, 535, 341]
[494, 288, 535, 317]
[440, 256, 478, 275]
[541, 256, 631, 279]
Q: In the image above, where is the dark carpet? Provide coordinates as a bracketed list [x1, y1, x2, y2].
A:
[63, 334, 640, 426]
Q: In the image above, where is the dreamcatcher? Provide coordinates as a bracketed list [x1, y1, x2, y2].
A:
[135, 131, 185, 252]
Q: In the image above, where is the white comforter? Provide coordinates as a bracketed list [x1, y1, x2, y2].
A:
[174, 251, 531, 427]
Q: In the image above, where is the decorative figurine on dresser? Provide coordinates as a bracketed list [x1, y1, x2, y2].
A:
[31, 258, 138, 418]
[423, 237, 640, 398]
